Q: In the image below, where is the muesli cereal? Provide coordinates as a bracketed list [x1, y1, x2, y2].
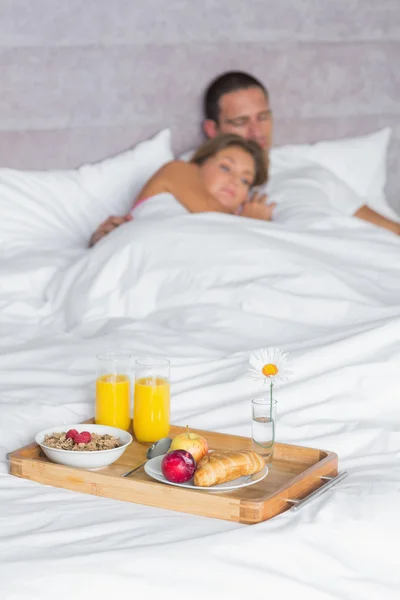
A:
[43, 431, 121, 451]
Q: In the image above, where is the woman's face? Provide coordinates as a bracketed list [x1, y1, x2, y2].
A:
[199, 146, 255, 210]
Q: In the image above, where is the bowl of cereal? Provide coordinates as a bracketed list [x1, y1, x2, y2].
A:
[35, 424, 133, 470]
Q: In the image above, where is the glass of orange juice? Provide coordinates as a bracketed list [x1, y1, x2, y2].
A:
[133, 358, 170, 444]
[95, 352, 132, 431]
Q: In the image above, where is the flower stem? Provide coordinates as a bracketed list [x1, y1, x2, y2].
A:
[270, 382, 273, 421]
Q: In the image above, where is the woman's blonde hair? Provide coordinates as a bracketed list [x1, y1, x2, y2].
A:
[190, 133, 268, 187]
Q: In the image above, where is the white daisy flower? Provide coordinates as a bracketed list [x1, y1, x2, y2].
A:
[248, 347, 291, 387]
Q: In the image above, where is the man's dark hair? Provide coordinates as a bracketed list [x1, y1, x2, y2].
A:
[204, 71, 268, 124]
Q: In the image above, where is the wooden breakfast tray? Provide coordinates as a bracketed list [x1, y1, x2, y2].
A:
[8, 422, 346, 524]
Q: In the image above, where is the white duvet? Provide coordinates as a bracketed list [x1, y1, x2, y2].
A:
[1, 193, 400, 600]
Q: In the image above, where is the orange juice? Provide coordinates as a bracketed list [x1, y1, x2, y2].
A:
[95, 374, 131, 431]
[133, 376, 170, 443]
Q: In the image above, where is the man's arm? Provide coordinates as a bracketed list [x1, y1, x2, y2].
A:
[354, 205, 400, 235]
[89, 214, 132, 248]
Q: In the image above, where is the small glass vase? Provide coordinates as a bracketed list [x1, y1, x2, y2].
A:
[251, 396, 277, 462]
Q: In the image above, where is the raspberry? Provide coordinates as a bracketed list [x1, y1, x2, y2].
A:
[74, 431, 92, 445]
[66, 429, 78, 440]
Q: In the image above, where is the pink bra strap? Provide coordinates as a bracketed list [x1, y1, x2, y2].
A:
[132, 196, 150, 210]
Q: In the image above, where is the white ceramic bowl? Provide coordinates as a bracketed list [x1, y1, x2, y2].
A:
[35, 424, 133, 470]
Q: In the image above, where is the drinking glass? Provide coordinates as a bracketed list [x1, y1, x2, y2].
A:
[133, 358, 170, 443]
[95, 352, 132, 431]
[251, 398, 277, 462]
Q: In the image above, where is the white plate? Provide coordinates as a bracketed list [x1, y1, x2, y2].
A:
[144, 455, 268, 492]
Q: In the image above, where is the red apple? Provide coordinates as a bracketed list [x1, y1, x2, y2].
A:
[169, 426, 208, 464]
[161, 450, 196, 483]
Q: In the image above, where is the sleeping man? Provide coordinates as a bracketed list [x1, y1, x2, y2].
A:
[89, 71, 400, 247]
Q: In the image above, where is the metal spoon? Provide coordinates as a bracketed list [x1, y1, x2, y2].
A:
[121, 437, 172, 478]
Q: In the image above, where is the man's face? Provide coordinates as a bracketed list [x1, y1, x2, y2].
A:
[204, 87, 273, 151]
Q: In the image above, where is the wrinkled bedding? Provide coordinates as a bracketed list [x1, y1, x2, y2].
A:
[1, 203, 399, 600]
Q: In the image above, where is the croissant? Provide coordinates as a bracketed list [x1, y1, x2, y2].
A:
[193, 450, 265, 487]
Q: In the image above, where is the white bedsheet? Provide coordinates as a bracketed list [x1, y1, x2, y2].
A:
[1, 204, 400, 600]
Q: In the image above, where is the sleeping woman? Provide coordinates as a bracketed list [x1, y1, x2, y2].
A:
[89, 134, 275, 247]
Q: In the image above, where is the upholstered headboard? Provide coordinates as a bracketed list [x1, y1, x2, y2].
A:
[1, 1, 399, 213]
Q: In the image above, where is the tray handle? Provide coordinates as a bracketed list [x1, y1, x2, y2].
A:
[286, 471, 348, 511]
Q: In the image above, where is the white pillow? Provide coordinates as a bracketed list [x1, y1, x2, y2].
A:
[0, 129, 174, 257]
[270, 128, 397, 218]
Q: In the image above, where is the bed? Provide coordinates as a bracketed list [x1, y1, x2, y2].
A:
[1, 3, 400, 596]
[1, 123, 399, 600]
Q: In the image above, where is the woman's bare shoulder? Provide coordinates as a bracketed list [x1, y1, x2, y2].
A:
[159, 160, 198, 177]
[157, 160, 201, 193]
[135, 160, 199, 203]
